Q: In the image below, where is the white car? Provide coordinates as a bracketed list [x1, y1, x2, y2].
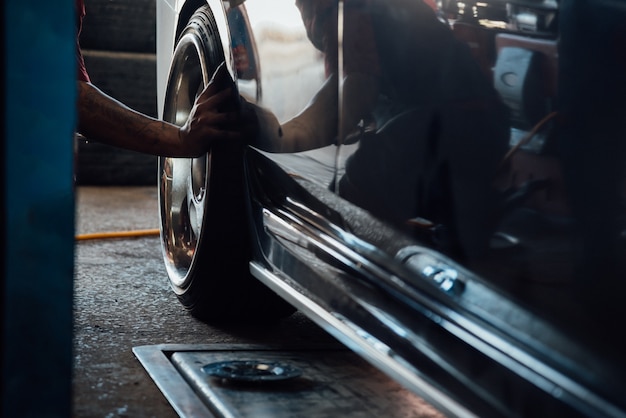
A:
[155, 0, 626, 415]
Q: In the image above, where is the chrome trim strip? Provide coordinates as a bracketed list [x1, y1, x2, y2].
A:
[256, 198, 624, 416]
[249, 261, 476, 418]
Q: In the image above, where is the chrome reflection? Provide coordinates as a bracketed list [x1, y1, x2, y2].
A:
[159, 30, 212, 287]
[400, 251, 466, 296]
[249, 261, 474, 418]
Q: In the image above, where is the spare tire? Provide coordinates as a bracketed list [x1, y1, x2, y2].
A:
[75, 0, 158, 185]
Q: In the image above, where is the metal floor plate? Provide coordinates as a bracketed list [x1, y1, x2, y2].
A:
[133, 344, 444, 418]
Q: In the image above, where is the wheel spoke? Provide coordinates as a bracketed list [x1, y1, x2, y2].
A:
[171, 157, 195, 243]
[189, 154, 208, 240]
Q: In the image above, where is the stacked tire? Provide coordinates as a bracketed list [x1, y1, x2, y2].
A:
[75, 0, 158, 185]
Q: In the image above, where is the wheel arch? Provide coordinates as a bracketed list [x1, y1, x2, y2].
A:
[176, 0, 235, 79]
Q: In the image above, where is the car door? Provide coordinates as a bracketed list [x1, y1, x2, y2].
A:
[245, 0, 626, 416]
[158, 0, 626, 415]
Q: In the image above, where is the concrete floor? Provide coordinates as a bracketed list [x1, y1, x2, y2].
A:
[72, 186, 336, 417]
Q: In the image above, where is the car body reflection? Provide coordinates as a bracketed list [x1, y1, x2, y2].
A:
[156, 0, 626, 416]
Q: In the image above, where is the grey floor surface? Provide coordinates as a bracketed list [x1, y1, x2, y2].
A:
[72, 186, 335, 417]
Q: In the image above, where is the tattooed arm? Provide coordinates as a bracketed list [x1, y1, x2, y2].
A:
[76, 63, 242, 157]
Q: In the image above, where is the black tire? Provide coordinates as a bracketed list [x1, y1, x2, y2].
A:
[158, 6, 295, 323]
[81, 0, 156, 53]
[76, 0, 158, 185]
[76, 50, 157, 185]
[75, 141, 157, 186]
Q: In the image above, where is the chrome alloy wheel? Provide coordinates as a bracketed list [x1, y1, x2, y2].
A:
[156, 5, 294, 322]
[159, 28, 216, 292]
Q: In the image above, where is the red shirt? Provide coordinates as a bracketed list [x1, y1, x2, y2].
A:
[76, 0, 90, 82]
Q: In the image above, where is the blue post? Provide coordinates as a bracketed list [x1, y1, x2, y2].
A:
[3, 0, 76, 416]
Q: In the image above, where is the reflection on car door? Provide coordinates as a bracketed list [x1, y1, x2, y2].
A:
[242, 0, 626, 414]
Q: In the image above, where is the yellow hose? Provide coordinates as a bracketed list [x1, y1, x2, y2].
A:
[76, 228, 160, 241]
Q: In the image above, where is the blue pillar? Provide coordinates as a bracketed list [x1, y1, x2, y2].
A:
[3, 0, 76, 416]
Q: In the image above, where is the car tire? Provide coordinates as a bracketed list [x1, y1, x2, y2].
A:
[158, 5, 295, 323]
[81, 0, 156, 53]
[75, 0, 158, 185]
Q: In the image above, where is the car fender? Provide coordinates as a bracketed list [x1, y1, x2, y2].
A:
[156, 0, 234, 119]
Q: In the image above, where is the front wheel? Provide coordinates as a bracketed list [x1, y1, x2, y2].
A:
[158, 5, 294, 323]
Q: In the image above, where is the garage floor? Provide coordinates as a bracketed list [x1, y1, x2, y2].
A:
[72, 186, 445, 417]
[72, 186, 338, 417]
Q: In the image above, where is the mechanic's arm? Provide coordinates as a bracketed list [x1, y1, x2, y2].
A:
[241, 74, 339, 153]
[77, 64, 241, 157]
[242, 71, 379, 153]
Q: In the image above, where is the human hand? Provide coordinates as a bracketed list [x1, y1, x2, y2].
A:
[178, 62, 243, 155]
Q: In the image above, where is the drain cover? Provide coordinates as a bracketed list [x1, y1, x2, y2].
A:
[133, 343, 444, 418]
[202, 360, 302, 382]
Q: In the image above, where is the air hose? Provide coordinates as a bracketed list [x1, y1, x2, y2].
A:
[76, 229, 160, 241]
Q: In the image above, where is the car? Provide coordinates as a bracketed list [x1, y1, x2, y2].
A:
[155, 0, 626, 416]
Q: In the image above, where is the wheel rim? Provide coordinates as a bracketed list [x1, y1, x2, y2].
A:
[159, 32, 214, 290]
